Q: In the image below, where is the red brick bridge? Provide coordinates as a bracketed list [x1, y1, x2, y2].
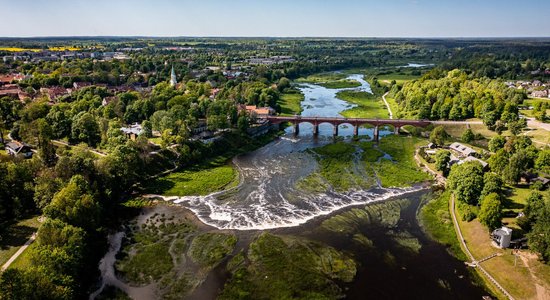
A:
[266, 116, 432, 141]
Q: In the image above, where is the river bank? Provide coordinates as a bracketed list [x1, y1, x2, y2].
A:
[90, 72, 493, 299]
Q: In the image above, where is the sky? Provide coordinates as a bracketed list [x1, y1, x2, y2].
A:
[2, 0, 550, 38]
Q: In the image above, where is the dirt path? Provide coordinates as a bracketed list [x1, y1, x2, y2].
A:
[1, 232, 36, 272]
[381, 92, 393, 119]
[52, 140, 107, 157]
[518, 252, 550, 300]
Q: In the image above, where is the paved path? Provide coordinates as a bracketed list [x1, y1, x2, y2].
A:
[382, 92, 393, 119]
[52, 140, 107, 157]
[1, 232, 37, 272]
[449, 194, 515, 300]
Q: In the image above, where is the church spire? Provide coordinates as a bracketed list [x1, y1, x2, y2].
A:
[170, 65, 177, 87]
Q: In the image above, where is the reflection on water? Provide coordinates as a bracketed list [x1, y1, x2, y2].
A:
[150, 74, 424, 230]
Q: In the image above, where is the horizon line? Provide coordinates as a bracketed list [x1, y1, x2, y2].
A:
[1, 35, 550, 40]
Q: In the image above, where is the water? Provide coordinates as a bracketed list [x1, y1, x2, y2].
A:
[151, 74, 420, 230]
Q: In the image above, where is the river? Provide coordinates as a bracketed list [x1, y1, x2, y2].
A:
[91, 73, 489, 299]
[154, 74, 421, 230]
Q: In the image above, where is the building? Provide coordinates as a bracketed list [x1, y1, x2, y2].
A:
[5, 141, 33, 158]
[449, 142, 477, 157]
[458, 156, 489, 170]
[121, 123, 143, 140]
[170, 66, 177, 87]
[531, 90, 549, 98]
[238, 105, 276, 120]
[41, 86, 69, 101]
[491, 227, 512, 248]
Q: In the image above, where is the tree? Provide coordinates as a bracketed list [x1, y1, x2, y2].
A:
[237, 114, 249, 133]
[478, 193, 503, 230]
[429, 126, 449, 146]
[141, 120, 153, 138]
[528, 201, 550, 262]
[71, 112, 100, 147]
[535, 149, 550, 173]
[461, 128, 474, 143]
[488, 135, 506, 152]
[503, 150, 530, 184]
[508, 118, 526, 135]
[37, 119, 57, 167]
[435, 150, 451, 176]
[447, 161, 485, 205]
[0, 267, 73, 300]
[481, 172, 503, 198]
[44, 175, 100, 230]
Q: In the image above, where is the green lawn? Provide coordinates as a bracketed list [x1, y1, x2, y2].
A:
[279, 91, 304, 116]
[337, 90, 390, 119]
[0, 215, 41, 267]
[385, 96, 400, 118]
[362, 136, 430, 187]
[420, 191, 467, 261]
[376, 73, 421, 86]
[318, 79, 361, 89]
[146, 164, 238, 196]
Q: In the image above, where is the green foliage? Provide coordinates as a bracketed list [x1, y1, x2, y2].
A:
[447, 161, 484, 205]
[0, 266, 73, 300]
[429, 126, 449, 146]
[536, 149, 550, 174]
[488, 135, 506, 152]
[71, 112, 101, 147]
[219, 233, 356, 300]
[461, 128, 474, 143]
[420, 191, 467, 260]
[44, 175, 100, 230]
[435, 150, 451, 176]
[188, 233, 237, 267]
[528, 201, 550, 262]
[481, 172, 503, 198]
[478, 193, 503, 230]
[337, 90, 389, 119]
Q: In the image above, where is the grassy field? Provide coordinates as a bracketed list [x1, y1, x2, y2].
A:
[337, 90, 390, 119]
[455, 201, 550, 300]
[279, 91, 304, 116]
[302, 142, 376, 192]
[146, 163, 238, 196]
[362, 136, 430, 187]
[384, 95, 400, 117]
[0, 215, 41, 267]
[298, 136, 430, 192]
[376, 73, 421, 86]
[419, 191, 467, 261]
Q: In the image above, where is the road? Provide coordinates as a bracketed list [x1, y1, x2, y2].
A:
[1, 233, 37, 272]
[52, 140, 107, 157]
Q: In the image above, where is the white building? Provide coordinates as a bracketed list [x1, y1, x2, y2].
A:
[491, 227, 512, 248]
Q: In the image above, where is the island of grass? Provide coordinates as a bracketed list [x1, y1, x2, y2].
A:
[297, 136, 431, 192]
[337, 90, 390, 119]
[296, 72, 361, 89]
[279, 89, 304, 116]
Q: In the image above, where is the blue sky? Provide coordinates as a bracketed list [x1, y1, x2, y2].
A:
[2, 0, 549, 37]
